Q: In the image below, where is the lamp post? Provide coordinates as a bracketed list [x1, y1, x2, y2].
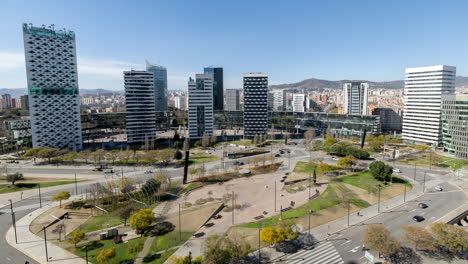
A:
[38, 183, 42, 208]
[274, 181, 277, 212]
[232, 191, 235, 225]
[413, 162, 417, 181]
[84, 245, 88, 264]
[308, 210, 312, 237]
[43, 226, 49, 262]
[423, 172, 427, 193]
[377, 185, 381, 213]
[178, 203, 182, 241]
[9, 199, 17, 244]
[347, 199, 351, 227]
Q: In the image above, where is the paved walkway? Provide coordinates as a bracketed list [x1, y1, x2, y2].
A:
[5, 195, 86, 264]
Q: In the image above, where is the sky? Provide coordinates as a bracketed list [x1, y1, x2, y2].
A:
[1, 0, 468, 91]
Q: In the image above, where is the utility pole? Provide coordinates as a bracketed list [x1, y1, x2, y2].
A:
[423, 172, 427, 193]
[308, 210, 312, 237]
[178, 203, 181, 241]
[308, 172, 311, 200]
[413, 162, 417, 181]
[377, 185, 381, 213]
[429, 152, 433, 170]
[232, 191, 234, 225]
[347, 199, 350, 227]
[9, 200, 17, 244]
[403, 184, 407, 202]
[38, 183, 42, 208]
[43, 227, 49, 262]
[74, 173, 78, 196]
[84, 245, 88, 264]
[274, 181, 277, 212]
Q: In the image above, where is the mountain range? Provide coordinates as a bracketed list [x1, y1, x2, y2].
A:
[270, 76, 468, 90]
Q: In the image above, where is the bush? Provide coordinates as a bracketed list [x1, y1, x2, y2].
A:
[329, 143, 369, 159]
[369, 161, 393, 182]
[143, 253, 161, 263]
[275, 240, 300, 253]
[195, 198, 208, 205]
[82, 241, 104, 251]
[149, 221, 175, 237]
[120, 260, 135, 264]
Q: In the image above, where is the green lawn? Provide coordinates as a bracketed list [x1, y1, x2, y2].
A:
[398, 153, 468, 170]
[188, 153, 219, 165]
[149, 231, 194, 253]
[336, 171, 411, 192]
[294, 161, 317, 173]
[79, 214, 124, 233]
[69, 237, 146, 264]
[180, 182, 208, 194]
[0, 180, 79, 194]
[146, 249, 178, 264]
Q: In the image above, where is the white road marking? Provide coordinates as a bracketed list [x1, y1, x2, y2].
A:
[349, 246, 360, 252]
[339, 240, 351, 246]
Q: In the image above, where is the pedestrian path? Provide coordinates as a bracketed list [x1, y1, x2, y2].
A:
[285, 241, 344, 264]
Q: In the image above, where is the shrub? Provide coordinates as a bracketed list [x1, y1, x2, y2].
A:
[369, 161, 393, 182]
[143, 253, 161, 263]
[195, 198, 208, 205]
[149, 221, 175, 237]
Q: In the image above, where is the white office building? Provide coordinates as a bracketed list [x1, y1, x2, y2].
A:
[174, 95, 186, 110]
[343, 82, 369, 115]
[225, 89, 241, 111]
[244, 73, 268, 138]
[188, 74, 214, 139]
[292, 93, 314, 112]
[22, 23, 82, 150]
[269, 89, 287, 111]
[124, 70, 157, 145]
[402, 65, 456, 146]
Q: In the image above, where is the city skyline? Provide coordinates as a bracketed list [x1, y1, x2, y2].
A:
[1, 0, 468, 90]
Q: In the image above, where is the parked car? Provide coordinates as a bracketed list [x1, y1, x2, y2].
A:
[418, 203, 428, 209]
[393, 168, 402, 173]
[275, 154, 281, 157]
[332, 157, 339, 161]
[144, 170, 153, 174]
[435, 185, 443, 191]
[413, 216, 425, 222]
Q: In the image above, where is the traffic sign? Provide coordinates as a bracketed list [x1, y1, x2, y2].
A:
[365, 251, 374, 262]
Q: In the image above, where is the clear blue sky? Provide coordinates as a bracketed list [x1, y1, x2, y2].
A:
[1, 0, 467, 90]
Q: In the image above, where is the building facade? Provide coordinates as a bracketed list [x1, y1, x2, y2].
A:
[269, 89, 287, 111]
[1, 94, 12, 109]
[146, 60, 168, 111]
[371, 107, 403, 133]
[402, 65, 456, 146]
[188, 74, 214, 139]
[174, 95, 186, 110]
[124, 70, 157, 145]
[441, 94, 468, 158]
[20, 95, 29, 111]
[343, 82, 369, 115]
[225, 89, 241, 111]
[204, 67, 224, 110]
[22, 23, 82, 150]
[243, 73, 269, 138]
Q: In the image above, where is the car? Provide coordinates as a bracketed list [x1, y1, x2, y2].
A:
[418, 203, 428, 209]
[332, 157, 339, 161]
[413, 216, 425, 222]
[104, 169, 114, 173]
[279, 151, 285, 154]
[435, 185, 443, 191]
[144, 170, 153, 174]
[275, 154, 281, 157]
[393, 168, 402, 173]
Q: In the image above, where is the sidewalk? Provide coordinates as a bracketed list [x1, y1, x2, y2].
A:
[5, 195, 86, 264]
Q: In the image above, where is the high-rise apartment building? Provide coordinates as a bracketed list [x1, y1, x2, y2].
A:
[402, 65, 456, 146]
[343, 82, 369, 115]
[243, 73, 268, 138]
[225, 89, 241, 111]
[20, 95, 29, 111]
[22, 23, 82, 150]
[269, 89, 287, 111]
[124, 70, 157, 145]
[1, 94, 12, 109]
[292, 93, 314, 113]
[174, 95, 186, 110]
[146, 60, 168, 111]
[204, 67, 224, 110]
[188, 74, 214, 139]
[441, 94, 468, 158]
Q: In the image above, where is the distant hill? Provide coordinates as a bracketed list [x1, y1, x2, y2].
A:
[0, 88, 122, 97]
[270, 76, 468, 90]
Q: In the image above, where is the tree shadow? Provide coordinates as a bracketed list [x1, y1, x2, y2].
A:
[420, 247, 455, 262]
[387, 247, 422, 264]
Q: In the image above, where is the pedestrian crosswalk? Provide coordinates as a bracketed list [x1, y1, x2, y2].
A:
[286, 241, 344, 264]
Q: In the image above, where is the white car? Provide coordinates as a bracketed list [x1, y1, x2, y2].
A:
[332, 157, 339, 161]
[393, 168, 402, 173]
[435, 186, 443, 191]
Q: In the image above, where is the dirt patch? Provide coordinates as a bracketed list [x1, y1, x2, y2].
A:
[164, 202, 222, 232]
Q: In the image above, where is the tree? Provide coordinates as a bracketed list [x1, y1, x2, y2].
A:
[118, 178, 135, 194]
[79, 149, 93, 164]
[202, 132, 211, 148]
[324, 136, 338, 148]
[68, 230, 85, 248]
[130, 209, 155, 233]
[364, 224, 401, 257]
[51, 191, 71, 208]
[367, 135, 385, 152]
[415, 144, 430, 152]
[92, 149, 107, 164]
[127, 243, 144, 260]
[141, 178, 161, 194]
[260, 227, 285, 245]
[174, 149, 183, 160]
[116, 204, 133, 226]
[6, 173, 24, 186]
[23, 147, 45, 159]
[38, 148, 61, 163]
[62, 151, 79, 164]
[158, 149, 175, 167]
[369, 161, 393, 182]
[429, 222, 468, 252]
[107, 150, 119, 165]
[97, 248, 116, 263]
[312, 168, 317, 184]
[170, 255, 203, 264]
[402, 225, 436, 251]
[203, 234, 251, 264]
[337, 156, 356, 168]
[304, 128, 316, 150]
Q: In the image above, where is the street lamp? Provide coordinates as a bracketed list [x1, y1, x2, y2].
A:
[8, 199, 17, 244]
[308, 210, 312, 238]
[377, 185, 381, 213]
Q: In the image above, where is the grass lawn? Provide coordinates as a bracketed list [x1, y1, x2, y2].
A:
[238, 183, 346, 228]
[398, 153, 468, 169]
[336, 171, 411, 193]
[149, 231, 194, 253]
[188, 153, 219, 165]
[79, 214, 124, 233]
[180, 182, 208, 194]
[69, 237, 146, 264]
[0, 180, 79, 194]
[146, 248, 178, 264]
[294, 161, 317, 173]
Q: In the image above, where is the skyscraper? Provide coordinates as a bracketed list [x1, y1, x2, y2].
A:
[225, 89, 241, 111]
[402, 65, 456, 146]
[146, 60, 168, 111]
[441, 94, 468, 158]
[343, 82, 369, 115]
[20, 95, 29, 110]
[124, 70, 157, 145]
[204, 67, 224, 110]
[22, 23, 82, 150]
[1, 94, 12, 109]
[188, 74, 214, 139]
[243, 73, 268, 138]
[292, 93, 314, 113]
[269, 89, 288, 111]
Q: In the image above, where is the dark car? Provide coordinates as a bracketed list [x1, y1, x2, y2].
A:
[275, 154, 281, 157]
[418, 203, 428, 209]
[413, 216, 425, 222]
